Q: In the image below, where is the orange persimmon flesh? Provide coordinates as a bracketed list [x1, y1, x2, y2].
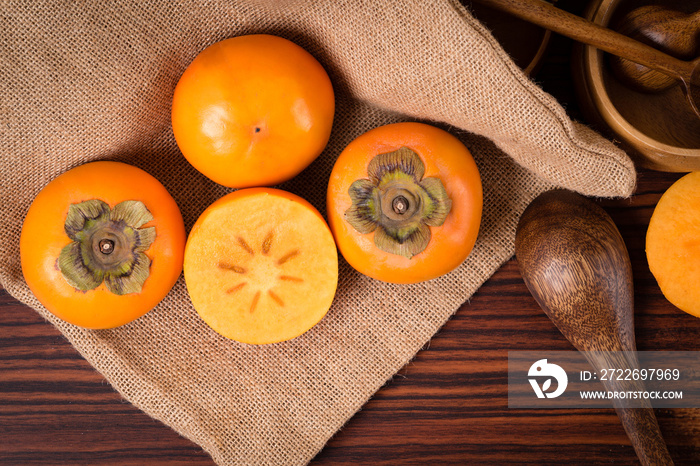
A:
[646, 171, 700, 318]
[184, 188, 338, 344]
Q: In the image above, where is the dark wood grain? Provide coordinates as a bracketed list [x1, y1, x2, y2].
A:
[3, 1, 700, 464]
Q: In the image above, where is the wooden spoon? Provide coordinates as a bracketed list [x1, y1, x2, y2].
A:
[610, 7, 700, 93]
[515, 190, 673, 466]
[472, 0, 700, 118]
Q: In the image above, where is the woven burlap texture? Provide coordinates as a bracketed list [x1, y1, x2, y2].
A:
[0, 0, 636, 464]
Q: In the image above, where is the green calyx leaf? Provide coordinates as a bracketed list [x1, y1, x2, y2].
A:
[344, 146, 452, 259]
[110, 200, 153, 228]
[104, 252, 151, 295]
[419, 177, 452, 227]
[58, 199, 156, 295]
[65, 199, 110, 240]
[58, 242, 104, 291]
[368, 146, 425, 184]
[374, 222, 432, 259]
[345, 179, 380, 234]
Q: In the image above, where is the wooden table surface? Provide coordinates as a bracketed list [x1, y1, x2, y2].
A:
[2, 1, 700, 464]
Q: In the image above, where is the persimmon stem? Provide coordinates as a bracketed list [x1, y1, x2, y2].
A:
[392, 196, 409, 215]
[99, 239, 115, 255]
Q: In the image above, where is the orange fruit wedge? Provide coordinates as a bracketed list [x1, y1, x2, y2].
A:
[184, 188, 338, 344]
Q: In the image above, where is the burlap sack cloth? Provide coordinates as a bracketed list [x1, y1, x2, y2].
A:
[1, 0, 636, 464]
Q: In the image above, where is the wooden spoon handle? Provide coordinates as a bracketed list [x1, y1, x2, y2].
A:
[472, 0, 696, 82]
[586, 352, 674, 465]
[616, 407, 673, 466]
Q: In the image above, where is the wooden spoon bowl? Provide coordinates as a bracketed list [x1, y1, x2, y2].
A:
[515, 190, 673, 465]
[609, 6, 699, 93]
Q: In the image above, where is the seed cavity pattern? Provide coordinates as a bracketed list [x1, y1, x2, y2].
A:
[218, 231, 303, 312]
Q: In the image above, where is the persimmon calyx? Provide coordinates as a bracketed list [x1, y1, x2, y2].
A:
[345, 146, 452, 259]
[58, 199, 156, 295]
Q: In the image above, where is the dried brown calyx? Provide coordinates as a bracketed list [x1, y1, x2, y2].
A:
[345, 146, 452, 259]
[58, 199, 156, 295]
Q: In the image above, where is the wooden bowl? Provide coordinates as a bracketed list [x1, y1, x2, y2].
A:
[573, 0, 700, 172]
[469, 1, 552, 76]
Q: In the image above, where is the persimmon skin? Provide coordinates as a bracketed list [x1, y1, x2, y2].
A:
[327, 122, 483, 284]
[171, 34, 335, 188]
[20, 161, 186, 329]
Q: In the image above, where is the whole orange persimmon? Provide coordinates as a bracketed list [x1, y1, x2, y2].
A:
[20, 161, 186, 329]
[171, 34, 335, 188]
[327, 122, 482, 284]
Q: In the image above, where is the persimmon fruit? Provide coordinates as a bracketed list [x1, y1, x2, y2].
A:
[327, 122, 482, 284]
[20, 161, 186, 329]
[171, 34, 335, 188]
[184, 188, 338, 344]
[646, 171, 700, 318]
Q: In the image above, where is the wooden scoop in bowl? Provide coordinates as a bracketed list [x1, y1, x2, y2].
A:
[610, 6, 700, 93]
[515, 190, 673, 466]
[473, 0, 700, 119]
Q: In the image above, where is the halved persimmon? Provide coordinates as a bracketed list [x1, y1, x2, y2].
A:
[171, 34, 335, 188]
[20, 161, 186, 329]
[184, 188, 338, 344]
[646, 171, 700, 318]
[327, 122, 482, 283]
